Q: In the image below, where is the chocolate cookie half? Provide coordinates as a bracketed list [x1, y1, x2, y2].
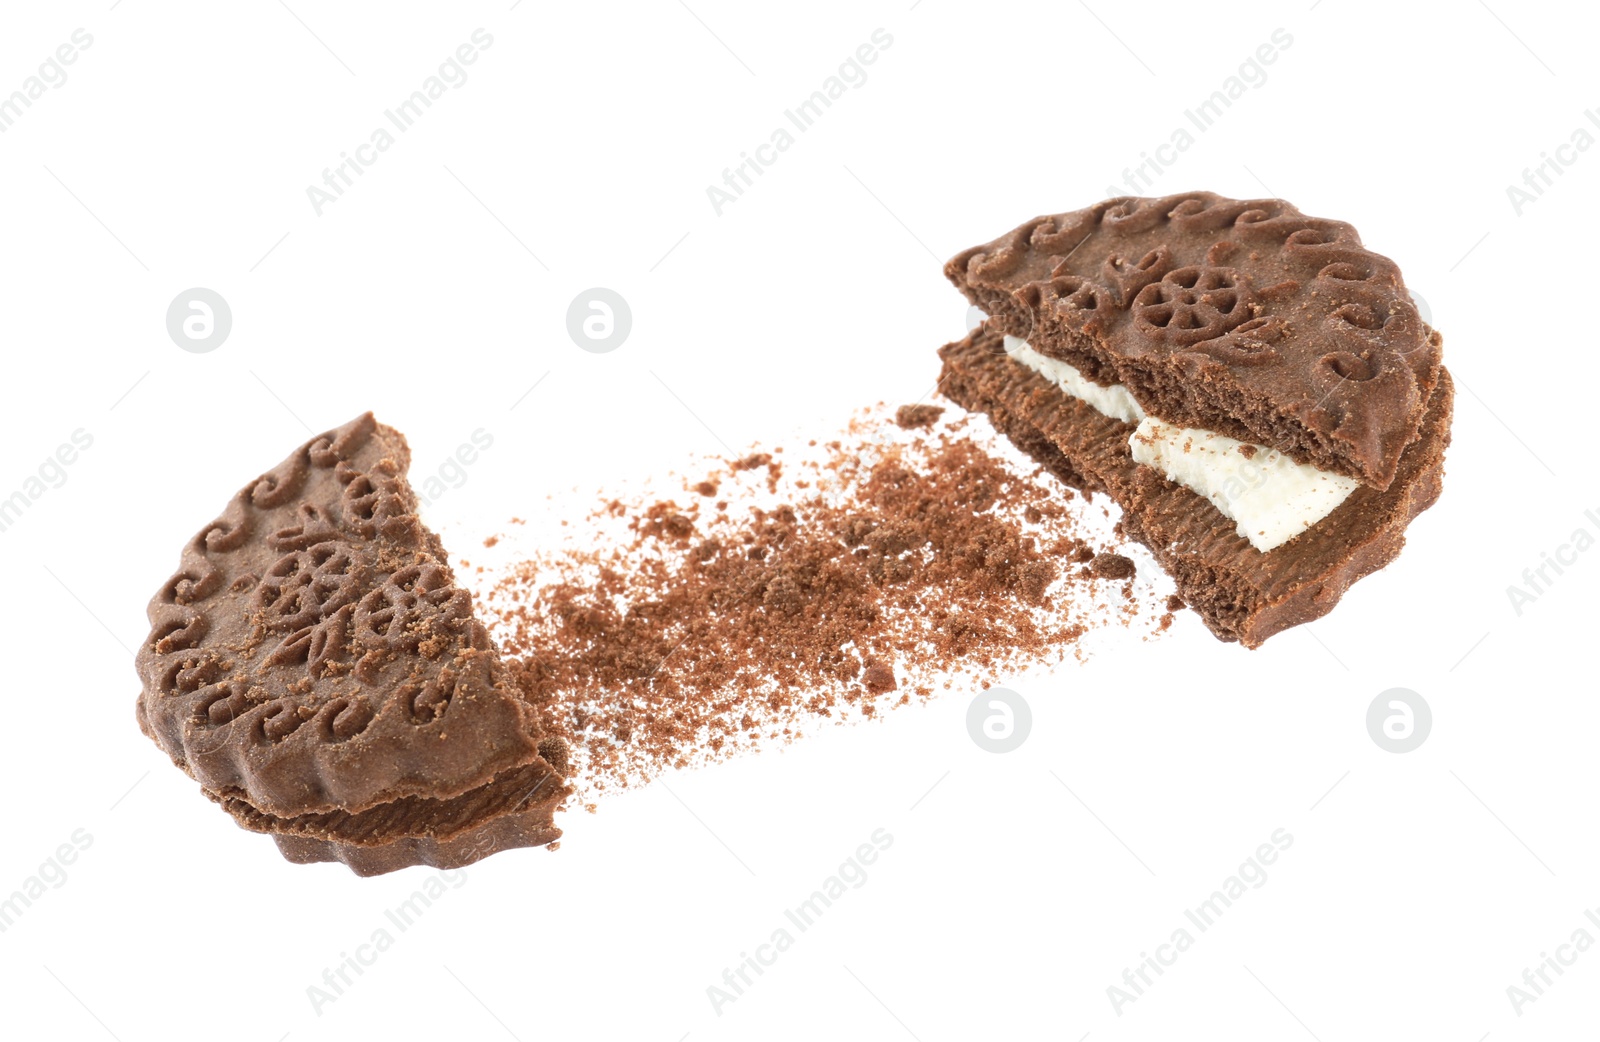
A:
[940, 193, 1452, 646]
[135, 413, 570, 874]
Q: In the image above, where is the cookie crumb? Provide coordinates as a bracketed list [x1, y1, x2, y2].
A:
[1090, 553, 1136, 579]
[861, 658, 897, 694]
[894, 404, 944, 430]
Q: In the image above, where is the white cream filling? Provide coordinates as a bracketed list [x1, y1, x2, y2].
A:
[1128, 420, 1360, 551]
[1003, 335, 1146, 424]
[1001, 334, 1358, 552]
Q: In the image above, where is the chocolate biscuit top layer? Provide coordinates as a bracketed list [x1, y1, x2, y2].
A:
[945, 192, 1443, 489]
[135, 413, 544, 819]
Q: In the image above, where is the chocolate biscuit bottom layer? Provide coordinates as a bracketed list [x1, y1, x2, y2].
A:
[208, 758, 569, 877]
[938, 325, 1452, 647]
[268, 804, 564, 877]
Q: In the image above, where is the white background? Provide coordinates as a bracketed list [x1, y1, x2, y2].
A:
[0, 1, 1595, 1039]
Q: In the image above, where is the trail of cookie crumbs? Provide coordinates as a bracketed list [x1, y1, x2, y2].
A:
[475, 405, 1172, 804]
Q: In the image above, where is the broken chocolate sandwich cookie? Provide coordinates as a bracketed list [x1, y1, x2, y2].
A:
[135, 412, 570, 875]
[939, 192, 1452, 646]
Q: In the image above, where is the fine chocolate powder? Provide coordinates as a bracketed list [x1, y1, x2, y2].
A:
[477, 408, 1169, 802]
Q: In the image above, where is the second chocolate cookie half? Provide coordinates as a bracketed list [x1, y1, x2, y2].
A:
[938, 192, 1452, 645]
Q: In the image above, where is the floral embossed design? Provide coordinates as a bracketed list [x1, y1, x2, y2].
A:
[266, 603, 356, 677]
[1132, 266, 1256, 345]
[1101, 246, 1172, 307]
[253, 541, 363, 632]
[1014, 274, 1111, 337]
[339, 465, 416, 540]
[352, 564, 471, 654]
